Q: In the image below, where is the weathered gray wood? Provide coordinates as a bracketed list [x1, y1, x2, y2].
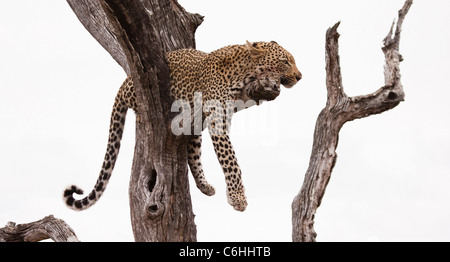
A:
[67, 0, 131, 75]
[0, 215, 79, 242]
[291, 0, 412, 242]
[67, 0, 203, 241]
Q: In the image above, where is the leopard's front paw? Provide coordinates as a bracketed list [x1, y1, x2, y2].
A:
[197, 182, 216, 196]
[227, 189, 247, 212]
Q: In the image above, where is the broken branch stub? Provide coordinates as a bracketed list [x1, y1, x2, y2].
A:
[0, 215, 79, 242]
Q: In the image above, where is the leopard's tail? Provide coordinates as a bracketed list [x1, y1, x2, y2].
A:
[64, 77, 136, 210]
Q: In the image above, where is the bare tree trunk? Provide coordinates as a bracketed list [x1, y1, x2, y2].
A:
[292, 0, 413, 242]
[67, 0, 203, 241]
[0, 216, 79, 242]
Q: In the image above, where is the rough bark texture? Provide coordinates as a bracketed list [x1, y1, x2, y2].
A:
[292, 0, 412, 242]
[67, 0, 203, 241]
[0, 215, 79, 242]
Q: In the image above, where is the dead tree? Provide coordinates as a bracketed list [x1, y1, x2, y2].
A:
[67, 0, 203, 241]
[292, 0, 413, 242]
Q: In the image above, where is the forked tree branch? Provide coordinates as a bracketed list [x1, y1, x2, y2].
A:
[292, 0, 412, 242]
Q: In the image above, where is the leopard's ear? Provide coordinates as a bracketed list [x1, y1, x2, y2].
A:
[245, 40, 265, 60]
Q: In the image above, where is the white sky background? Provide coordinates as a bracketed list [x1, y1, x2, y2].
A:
[0, 0, 449, 242]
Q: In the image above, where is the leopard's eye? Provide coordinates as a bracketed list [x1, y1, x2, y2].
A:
[280, 57, 289, 65]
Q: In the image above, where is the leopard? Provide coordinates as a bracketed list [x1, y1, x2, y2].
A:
[64, 41, 302, 212]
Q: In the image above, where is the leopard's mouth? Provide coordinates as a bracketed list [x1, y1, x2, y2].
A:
[281, 76, 297, 88]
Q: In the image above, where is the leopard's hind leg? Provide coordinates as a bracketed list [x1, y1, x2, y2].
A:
[188, 135, 215, 196]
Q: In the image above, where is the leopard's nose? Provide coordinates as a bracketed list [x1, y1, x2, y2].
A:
[295, 72, 302, 81]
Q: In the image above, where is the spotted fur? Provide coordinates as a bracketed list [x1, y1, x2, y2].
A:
[64, 41, 301, 212]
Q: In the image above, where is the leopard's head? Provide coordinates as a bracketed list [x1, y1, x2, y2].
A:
[246, 41, 302, 89]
